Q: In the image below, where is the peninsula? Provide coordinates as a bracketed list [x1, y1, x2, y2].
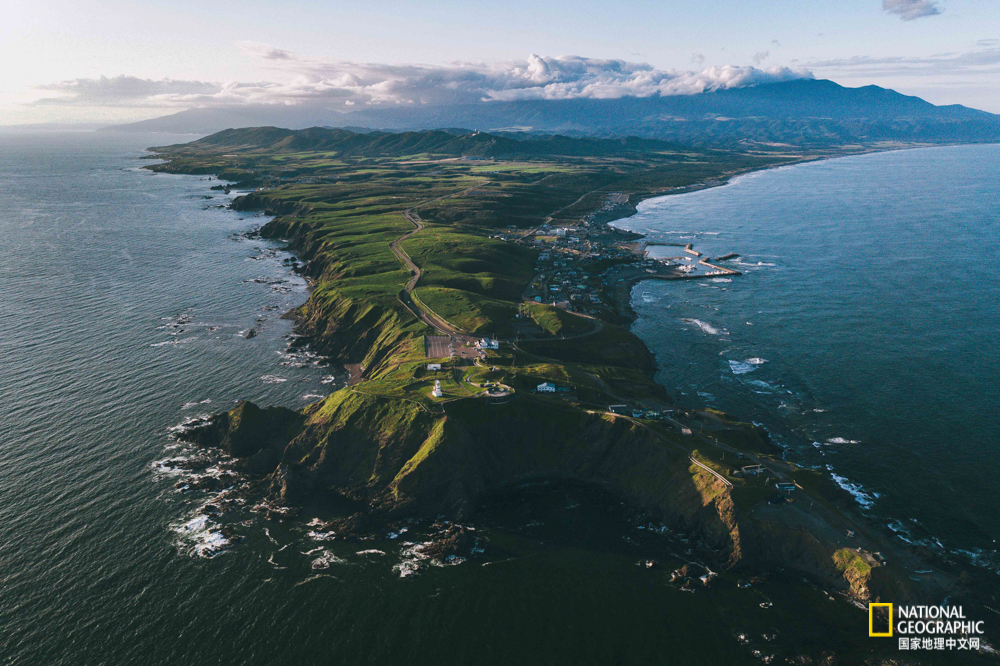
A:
[150, 127, 967, 618]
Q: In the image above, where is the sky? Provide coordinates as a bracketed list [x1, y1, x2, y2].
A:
[1, 0, 998, 125]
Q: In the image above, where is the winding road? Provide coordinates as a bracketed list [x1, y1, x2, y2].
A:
[390, 195, 472, 336]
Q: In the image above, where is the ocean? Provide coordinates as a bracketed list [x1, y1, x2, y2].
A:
[0, 132, 991, 665]
[620, 144, 1000, 573]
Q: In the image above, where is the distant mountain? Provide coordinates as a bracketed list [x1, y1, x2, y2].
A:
[105, 79, 1000, 146]
[164, 126, 683, 158]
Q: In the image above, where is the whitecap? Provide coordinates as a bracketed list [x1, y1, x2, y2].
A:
[826, 437, 860, 445]
[151, 338, 196, 347]
[259, 375, 287, 384]
[307, 530, 336, 541]
[302, 393, 325, 401]
[310, 550, 345, 570]
[746, 379, 778, 392]
[729, 360, 759, 375]
[173, 513, 230, 558]
[827, 470, 876, 509]
[356, 549, 386, 556]
[682, 318, 725, 336]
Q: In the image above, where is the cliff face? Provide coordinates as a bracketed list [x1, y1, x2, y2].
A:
[181, 391, 910, 600]
[183, 401, 304, 475]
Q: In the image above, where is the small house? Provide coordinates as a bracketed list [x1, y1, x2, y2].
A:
[477, 338, 499, 350]
[427, 363, 442, 371]
[775, 482, 796, 493]
[536, 382, 556, 393]
[741, 464, 764, 476]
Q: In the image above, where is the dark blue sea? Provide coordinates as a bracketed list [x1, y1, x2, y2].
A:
[620, 144, 1000, 572]
[1, 132, 993, 665]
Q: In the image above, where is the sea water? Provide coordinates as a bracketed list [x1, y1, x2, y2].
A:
[622, 144, 1000, 573]
[1, 131, 985, 665]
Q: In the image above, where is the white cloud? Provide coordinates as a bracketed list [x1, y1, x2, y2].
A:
[28, 51, 813, 111]
[753, 51, 770, 65]
[809, 47, 1000, 77]
[35, 75, 220, 106]
[882, 0, 941, 21]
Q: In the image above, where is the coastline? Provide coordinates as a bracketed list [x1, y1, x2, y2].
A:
[604, 143, 1000, 603]
[143, 132, 987, 636]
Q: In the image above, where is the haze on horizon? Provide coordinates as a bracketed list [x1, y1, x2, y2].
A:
[2, 0, 998, 126]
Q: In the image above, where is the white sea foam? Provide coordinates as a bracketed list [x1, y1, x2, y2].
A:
[729, 361, 758, 375]
[729, 358, 766, 375]
[181, 399, 212, 410]
[301, 394, 325, 401]
[307, 530, 336, 541]
[151, 337, 196, 347]
[259, 375, 287, 384]
[174, 513, 230, 558]
[746, 379, 779, 392]
[827, 469, 876, 509]
[826, 437, 860, 445]
[356, 549, 386, 556]
[682, 318, 725, 336]
[310, 550, 346, 570]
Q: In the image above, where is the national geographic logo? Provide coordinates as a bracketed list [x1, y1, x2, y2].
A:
[869, 603, 986, 652]
[869, 603, 893, 637]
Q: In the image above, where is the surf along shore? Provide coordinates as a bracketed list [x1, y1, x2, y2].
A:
[143, 127, 994, 658]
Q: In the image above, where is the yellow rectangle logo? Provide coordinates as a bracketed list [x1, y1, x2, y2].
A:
[869, 603, 893, 637]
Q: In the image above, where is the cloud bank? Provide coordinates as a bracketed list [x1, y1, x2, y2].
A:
[883, 0, 941, 21]
[31, 51, 812, 111]
[35, 76, 220, 106]
[809, 47, 1000, 77]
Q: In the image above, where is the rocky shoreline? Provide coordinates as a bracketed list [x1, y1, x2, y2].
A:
[146, 136, 978, 625]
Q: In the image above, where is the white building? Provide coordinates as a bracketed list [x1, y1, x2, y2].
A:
[536, 382, 556, 393]
[432, 380, 443, 398]
[427, 363, 442, 371]
[477, 338, 499, 350]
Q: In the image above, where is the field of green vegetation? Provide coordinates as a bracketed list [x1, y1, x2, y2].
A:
[150, 126, 862, 515]
[150, 127, 796, 377]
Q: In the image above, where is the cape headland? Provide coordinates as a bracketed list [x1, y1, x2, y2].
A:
[150, 127, 969, 611]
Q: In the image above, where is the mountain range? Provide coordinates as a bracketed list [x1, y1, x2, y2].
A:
[106, 79, 1000, 146]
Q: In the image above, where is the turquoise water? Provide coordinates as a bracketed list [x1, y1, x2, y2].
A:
[621, 144, 1000, 572]
[0, 132, 988, 665]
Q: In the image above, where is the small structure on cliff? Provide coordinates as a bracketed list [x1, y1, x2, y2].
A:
[432, 380, 443, 398]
